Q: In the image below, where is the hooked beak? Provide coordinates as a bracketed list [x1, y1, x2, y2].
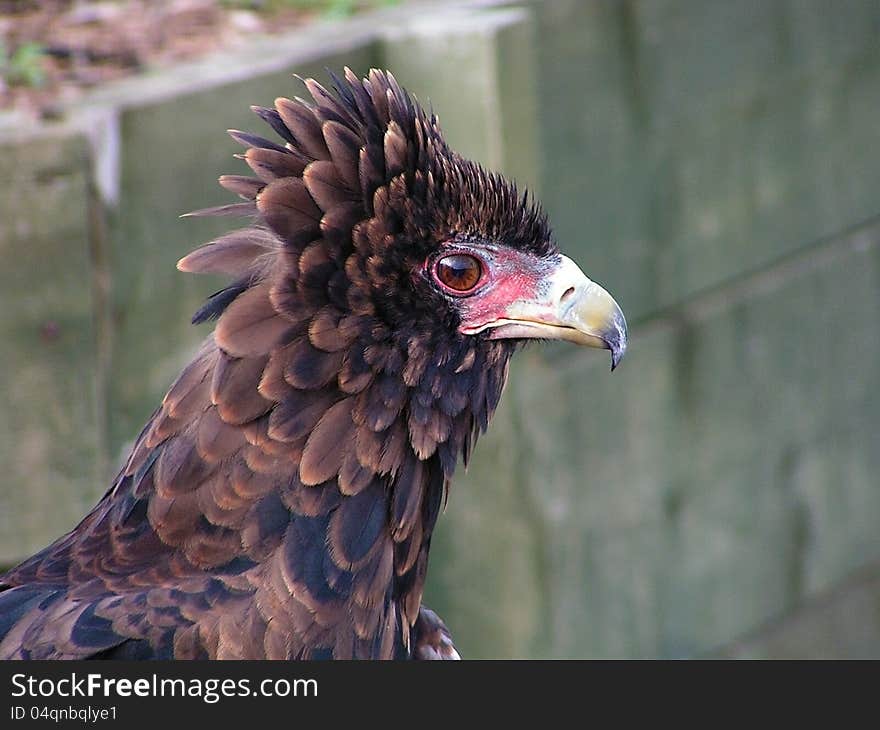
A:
[480, 255, 628, 370]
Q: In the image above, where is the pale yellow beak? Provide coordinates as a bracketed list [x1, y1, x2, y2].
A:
[482, 255, 628, 370]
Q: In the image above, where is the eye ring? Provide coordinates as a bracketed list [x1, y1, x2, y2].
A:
[432, 253, 484, 295]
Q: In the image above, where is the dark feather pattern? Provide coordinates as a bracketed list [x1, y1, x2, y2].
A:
[191, 283, 248, 325]
[243, 146, 308, 182]
[0, 68, 559, 660]
[218, 174, 264, 200]
[275, 97, 330, 161]
[249, 105, 297, 146]
[299, 398, 355, 486]
[178, 227, 277, 277]
[256, 178, 322, 246]
[183, 201, 257, 218]
[227, 129, 289, 154]
[214, 283, 291, 358]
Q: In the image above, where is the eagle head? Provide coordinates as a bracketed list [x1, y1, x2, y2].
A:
[180, 68, 627, 481]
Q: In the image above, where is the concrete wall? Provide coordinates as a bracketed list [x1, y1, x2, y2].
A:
[2, 0, 879, 658]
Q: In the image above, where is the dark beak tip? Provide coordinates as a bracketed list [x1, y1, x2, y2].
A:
[610, 347, 623, 371]
[606, 331, 627, 372]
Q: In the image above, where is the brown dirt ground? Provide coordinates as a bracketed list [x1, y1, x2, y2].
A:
[1, 1, 377, 118]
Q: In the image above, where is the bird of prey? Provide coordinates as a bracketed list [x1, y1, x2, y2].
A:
[0, 69, 626, 660]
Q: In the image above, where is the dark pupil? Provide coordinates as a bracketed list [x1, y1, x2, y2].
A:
[437, 255, 480, 291]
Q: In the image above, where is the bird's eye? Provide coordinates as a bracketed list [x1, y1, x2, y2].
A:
[434, 254, 483, 293]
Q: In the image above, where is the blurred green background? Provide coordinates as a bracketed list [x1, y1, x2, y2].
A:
[2, 0, 879, 658]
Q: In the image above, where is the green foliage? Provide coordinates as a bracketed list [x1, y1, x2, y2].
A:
[0, 41, 47, 88]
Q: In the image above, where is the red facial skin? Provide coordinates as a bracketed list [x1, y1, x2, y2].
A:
[425, 243, 557, 335]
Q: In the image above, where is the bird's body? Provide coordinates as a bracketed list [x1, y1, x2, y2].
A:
[0, 69, 625, 659]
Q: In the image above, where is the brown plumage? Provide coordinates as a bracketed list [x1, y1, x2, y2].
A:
[0, 69, 626, 659]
